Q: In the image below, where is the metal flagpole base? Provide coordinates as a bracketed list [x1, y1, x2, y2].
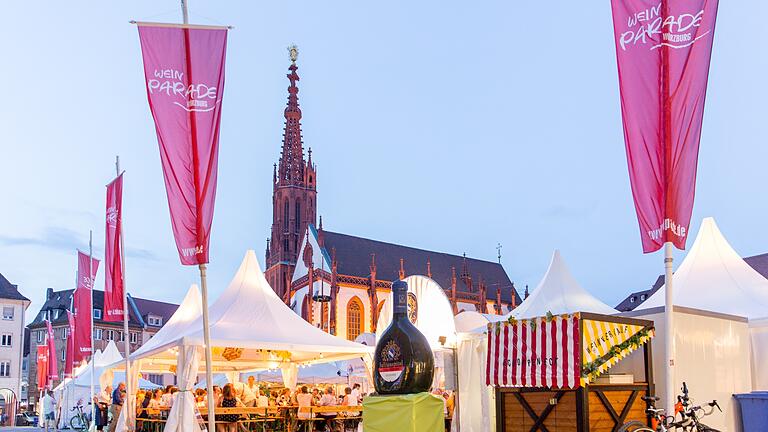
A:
[199, 264, 216, 432]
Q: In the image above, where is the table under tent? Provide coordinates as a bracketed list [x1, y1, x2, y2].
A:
[629, 217, 768, 431]
[456, 250, 654, 432]
[105, 250, 373, 432]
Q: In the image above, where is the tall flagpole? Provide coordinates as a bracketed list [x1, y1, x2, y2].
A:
[664, 242, 675, 414]
[116, 156, 132, 431]
[88, 231, 95, 431]
[178, 2, 216, 430]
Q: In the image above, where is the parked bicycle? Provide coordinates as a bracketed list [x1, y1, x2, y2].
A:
[70, 399, 92, 431]
[618, 382, 721, 432]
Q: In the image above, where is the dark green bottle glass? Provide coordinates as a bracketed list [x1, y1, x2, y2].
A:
[373, 280, 434, 394]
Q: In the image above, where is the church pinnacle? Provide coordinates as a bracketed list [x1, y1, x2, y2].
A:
[277, 45, 306, 187]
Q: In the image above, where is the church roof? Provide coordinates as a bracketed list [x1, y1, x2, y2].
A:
[321, 230, 521, 304]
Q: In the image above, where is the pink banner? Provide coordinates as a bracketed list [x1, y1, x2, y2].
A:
[611, 0, 718, 253]
[36, 345, 49, 391]
[45, 320, 58, 382]
[74, 251, 99, 363]
[137, 24, 228, 265]
[105, 174, 124, 322]
[64, 311, 75, 379]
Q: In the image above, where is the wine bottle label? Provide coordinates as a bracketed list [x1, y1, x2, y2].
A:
[394, 292, 407, 314]
[378, 339, 404, 382]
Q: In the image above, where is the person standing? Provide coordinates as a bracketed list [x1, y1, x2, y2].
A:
[41, 390, 57, 432]
[245, 375, 261, 406]
[350, 383, 362, 404]
[107, 383, 125, 432]
[94, 385, 112, 431]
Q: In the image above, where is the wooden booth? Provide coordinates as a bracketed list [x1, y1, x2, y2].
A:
[486, 312, 654, 432]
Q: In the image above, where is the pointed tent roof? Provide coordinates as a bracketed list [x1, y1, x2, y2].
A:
[121, 251, 371, 372]
[638, 217, 768, 318]
[509, 250, 617, 319]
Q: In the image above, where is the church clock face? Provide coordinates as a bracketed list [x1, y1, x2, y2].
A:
[407, 292, 418, 324]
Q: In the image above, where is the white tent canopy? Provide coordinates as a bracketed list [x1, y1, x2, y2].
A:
[114, 250, 372, 373]
[376, 275, 457, 349]
[509, 250, 617, 319]
[454, 311, 504, 333]
[638, 217, 768, 318]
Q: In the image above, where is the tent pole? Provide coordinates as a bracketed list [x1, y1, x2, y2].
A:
[199, 264, 216, 432]
[89, 230, 95, 431]
[664, 241, 675, 414]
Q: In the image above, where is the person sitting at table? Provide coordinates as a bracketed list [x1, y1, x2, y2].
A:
[232, 381, 256, 408]
[257, 390, 269, 408]
[268, 390, 278, 407]
[195, 389, 207, 408]
[277, 388, 292, 406]
[311, 388, 321, 406]
[161, 385, 173, 407]
[167, 387, 179, 408]
[317, 386, 338, 432]
[245, 376, 261, 403]
[216, 383, 245, 432]
[148, 388, 163, 411]
[137, 389, 151, 421]
[296, 386, 313, 420]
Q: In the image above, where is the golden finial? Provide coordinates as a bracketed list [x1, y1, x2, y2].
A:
[288, 44, 299, 64]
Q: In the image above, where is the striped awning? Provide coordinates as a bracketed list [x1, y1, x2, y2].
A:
[486, 312, 653, 388]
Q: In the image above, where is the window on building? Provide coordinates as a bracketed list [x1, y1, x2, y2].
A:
[2, 307, 13, 320]
[37, 330, 43, 343]
[118, 331, 125, 342]
[630, 296, 636, 303]
[60, 349, 65, 361]
[94, 328, 103, 340]
[295, 200, 301, 233]
[640, 294, 647, 301]
[0, 334, 11, 347]
[105, 330, 114, 341]
[93, 309, 102, 319]
[283, 200, 289, 231]
[346, 297, 363, 341]
[53, 309, 59, 319]
[61, 327, 69, 339]
[130, 332, 138, 344]
[0, 361, 10, 377]
[147, 315, 162, 327]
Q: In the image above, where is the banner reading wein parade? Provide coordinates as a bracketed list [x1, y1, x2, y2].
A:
[610, 0, 718, 253]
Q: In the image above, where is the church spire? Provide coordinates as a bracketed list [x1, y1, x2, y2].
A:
[277, 45, 306, 186]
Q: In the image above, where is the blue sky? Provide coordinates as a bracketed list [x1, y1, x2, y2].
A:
[1, 1, 767, 323]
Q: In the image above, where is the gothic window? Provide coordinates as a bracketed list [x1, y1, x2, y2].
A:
[347, 297, 364, 341]
[283, 200, 289, 231]
[295, 200, 301, 233]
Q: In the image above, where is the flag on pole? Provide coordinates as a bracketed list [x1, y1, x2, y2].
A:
[36, 345, 49, 390]
[610, 0, 719, 253]
[74, 251, 99, 362]
[105, 174, 124, 321]
[137, 24, 228, 265]
[64, 311, 76, 379]
[45, 320, 58, 382]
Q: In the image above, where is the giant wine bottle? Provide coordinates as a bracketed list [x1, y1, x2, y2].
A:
[373, 280, 434, 394]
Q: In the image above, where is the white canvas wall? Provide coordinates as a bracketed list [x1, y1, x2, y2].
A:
[625, 307, 751, 432]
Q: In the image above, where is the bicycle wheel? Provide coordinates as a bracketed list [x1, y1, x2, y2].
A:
[617, 420, 653, 432]
[70, 415, 85, 431]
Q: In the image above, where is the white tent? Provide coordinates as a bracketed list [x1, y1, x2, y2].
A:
[376, 275, 457, 349]
[508, 250, 617, 319]
[637, 217, 768, 317]
[629, 218, 761, 431]
[53, 341, 125, 427]
[456, 250, 616, 432]
[454, 311, 504, 333]
[111, 251, 372, 432]
[244, 361, 368, 386]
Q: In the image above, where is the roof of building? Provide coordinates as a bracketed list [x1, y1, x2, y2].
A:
[615, 251, 768, 312]
[28, 288, 178, 329]
[321, 230, 522, 304]
[0, 273, 30, 302]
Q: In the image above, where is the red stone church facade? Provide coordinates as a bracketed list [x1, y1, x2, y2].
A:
[265, 51, 520, 340]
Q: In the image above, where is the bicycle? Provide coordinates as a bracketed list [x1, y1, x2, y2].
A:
[618, 383, 722, 432]
[70, 400, 92, 431]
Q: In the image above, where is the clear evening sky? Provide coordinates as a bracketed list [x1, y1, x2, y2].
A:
[1, 1, 767, 322]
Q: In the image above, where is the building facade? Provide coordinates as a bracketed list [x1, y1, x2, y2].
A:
[26, 288, 178, 407]
[0, 274, 30, 417]
[265, 50, 521, 340]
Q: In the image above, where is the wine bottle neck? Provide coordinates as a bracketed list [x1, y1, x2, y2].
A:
[393, 291, 407, 315]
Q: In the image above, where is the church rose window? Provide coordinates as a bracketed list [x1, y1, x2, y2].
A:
[347, 297, 363, 341]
